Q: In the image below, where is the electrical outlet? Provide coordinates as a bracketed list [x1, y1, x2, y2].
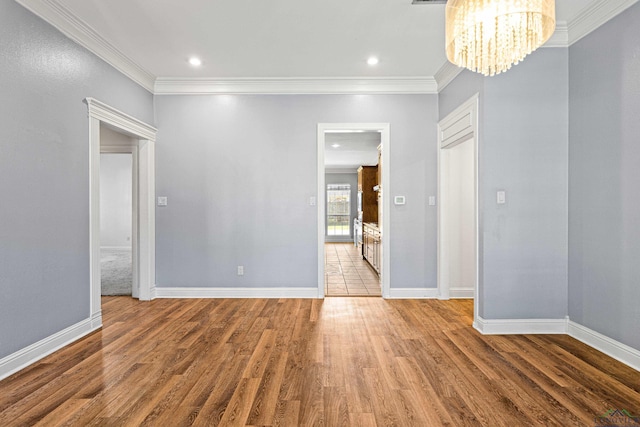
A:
[237, 265, 244, 276]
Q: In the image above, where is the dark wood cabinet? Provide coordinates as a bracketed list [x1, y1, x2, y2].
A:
[362, 222, 381, 275]
[357, 166, 378, 223]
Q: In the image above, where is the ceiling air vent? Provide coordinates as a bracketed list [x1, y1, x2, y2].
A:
[411, 0, 447, 4]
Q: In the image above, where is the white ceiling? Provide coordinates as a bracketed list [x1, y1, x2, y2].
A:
[35, 0, 602, 84]
[325, 132, 381, 170]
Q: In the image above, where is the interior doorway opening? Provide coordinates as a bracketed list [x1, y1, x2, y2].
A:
[86, 98, 157, 329]
[100, 129, 137, 297]
[437, 94, 479, 326]
[317, 123, 390, 298]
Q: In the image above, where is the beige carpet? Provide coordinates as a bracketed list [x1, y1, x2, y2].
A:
[101, 248, 132, 295]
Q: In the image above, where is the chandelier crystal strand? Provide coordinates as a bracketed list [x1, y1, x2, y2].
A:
[446, 0, 555, 76]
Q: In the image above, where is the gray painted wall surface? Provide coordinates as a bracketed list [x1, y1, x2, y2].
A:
[0, 2, 153, 358]
[439, 47, 569, 319]
[325, 172, 358, 242]
[154, 94, 438, 289]
[569, 3, 640, 350]
[482, 48, 569, 319]
[100, 153, 133, 248]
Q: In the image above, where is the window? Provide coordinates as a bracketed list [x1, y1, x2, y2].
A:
[327, 184, 351, 236]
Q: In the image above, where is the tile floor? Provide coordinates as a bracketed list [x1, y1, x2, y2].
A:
[325, 242, 381, 297]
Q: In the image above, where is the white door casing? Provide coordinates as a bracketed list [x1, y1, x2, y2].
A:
[85, 98, 157, 327]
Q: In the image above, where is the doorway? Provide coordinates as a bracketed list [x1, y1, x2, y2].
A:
[86, 98, 157, 328]
[437, 95, 479, 322]
[317, 123, 390, 298]
[99, 140, 136, 297]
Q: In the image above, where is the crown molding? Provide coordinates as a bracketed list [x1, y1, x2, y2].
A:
[568, 0, 640, 45]
[15, 0, 155, 93]
[154, 76, 438, 95]
[544, 21, 569, 48]
[17, 0, 638, 95]
[434, 60, 464, 92]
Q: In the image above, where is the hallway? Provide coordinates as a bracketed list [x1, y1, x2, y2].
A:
[324, 243, 381, 296]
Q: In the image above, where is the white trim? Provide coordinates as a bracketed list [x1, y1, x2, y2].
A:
[86, 98, 157, 318]
[568, 0, 640, 45]
[449, 288, 474, 299]
[154, 77, 438, 95]
[437, 94, 479, 327]
[543, 21, 569, 48]
[88, 114, 102, 320]
[387, 288, 439, 299]
[317, 123, 391, 299]
[85, 98, 157, 141]
[434, 61, 463, 92]
[474, 317, 568, 335]
[154, 287, 319, 299]
[137, 139, 156, 301]
[17, 0, 636, 96]
[0, 316, 100, 381]
[15, 0, 155, 92]
[100, 246, 132, 250]
[568, 321, 640, 372]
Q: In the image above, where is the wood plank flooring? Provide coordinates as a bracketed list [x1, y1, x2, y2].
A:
[1, 297, 639, 426]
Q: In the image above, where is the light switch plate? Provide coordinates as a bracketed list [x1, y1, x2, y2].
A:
[309, 196, 317, 206]
[497, 190, 506, 204]
[428, 196, 436, 206]
[394, 196, 406, 205]
[157, 196, 168, 206]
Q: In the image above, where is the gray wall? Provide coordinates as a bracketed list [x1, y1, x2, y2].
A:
[0, 1, 154, 358]
[439, 47, 569, 319]
[569, 3, 640, 350]
[325, 172, 358, 242]
[100, 153, 133, 248]
[154, 94, 438, 289]
[482, 48, 569, 319]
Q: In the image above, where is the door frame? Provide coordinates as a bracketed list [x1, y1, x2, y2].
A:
[85, 98, 157, 328]
[317, 123, 391, 298]
[100, 147, 139, 298]
[437, 94, 479, 323]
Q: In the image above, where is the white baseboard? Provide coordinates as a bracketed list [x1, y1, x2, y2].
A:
[568, 321, 640, 372]
[387, 288, 440, 299]
[154, 287, 320, 299]
[474, 317, 568, 335]
[0, 316, 101, 381]
[474, 317, 640, 371]
[449, 288, 474, 299]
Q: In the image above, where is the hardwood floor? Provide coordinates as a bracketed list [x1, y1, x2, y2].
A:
[1, 297, 639, 426]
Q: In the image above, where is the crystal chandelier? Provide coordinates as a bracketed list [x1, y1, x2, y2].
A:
[445, 0, 556, 76]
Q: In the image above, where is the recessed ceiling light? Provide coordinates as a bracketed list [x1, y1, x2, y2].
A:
[332, 144, 341, 148]
[367, 56, 379, 66]
[189, 57, 202, 67]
